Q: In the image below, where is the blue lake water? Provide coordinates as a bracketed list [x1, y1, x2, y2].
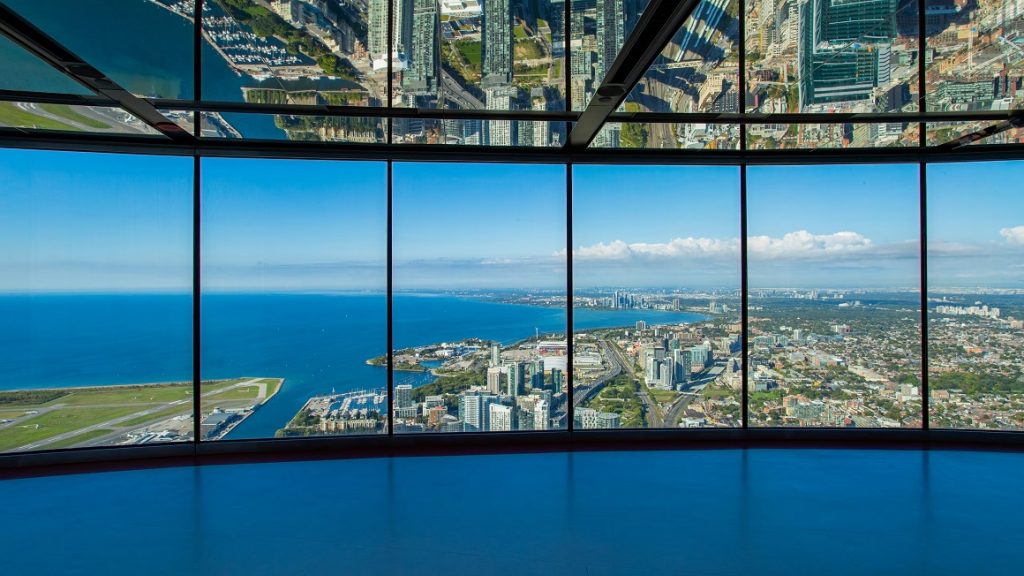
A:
[0, 294, 703, 438]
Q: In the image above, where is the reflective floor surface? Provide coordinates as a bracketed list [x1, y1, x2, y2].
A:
[2, 449, 1022, 575]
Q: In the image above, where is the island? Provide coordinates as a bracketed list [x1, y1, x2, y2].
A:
[0, 377, 283, 452]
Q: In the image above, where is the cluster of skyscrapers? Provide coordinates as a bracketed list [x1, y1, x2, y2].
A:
[390, 344, 567, 432]
[643, 339, 714, 391]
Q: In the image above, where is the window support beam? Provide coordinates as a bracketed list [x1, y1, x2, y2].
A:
[565, 0, 705, 150]
[0, 4, 195, 144]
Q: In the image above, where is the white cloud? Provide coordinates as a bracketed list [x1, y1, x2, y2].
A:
[747, 230, 873, 260]
[999, 226, 1024, 245]
[571, 230, 910, 262]
[571, 237, 738, 261]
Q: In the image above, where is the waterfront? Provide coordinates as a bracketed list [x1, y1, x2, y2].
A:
[0, 293, 705, 439]
[3, 0, 351, 139]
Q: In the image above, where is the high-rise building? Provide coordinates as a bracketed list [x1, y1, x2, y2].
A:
[369, 0, 412, 70]
[395, 384, 413, 408]
[484, 88, 514, 145]
[491, 344, 501, 367]
[596, 0, 626, 84]
[551, 368, 564, 393]
[799, 0, 898, 106]
[402, 0, 439, 96]
[489, 403, 514, 431]
[531, 88, 550, 147]
[534, 398, 551, 430]
[272, 0, 306, 29]
[482, 0, 513, 88]
[531, 359, 545, 389]
[460, 393, 483, 431]
[516, 405, 534, 430]
[689, 343, 711, 370]
[460, 393, 499, 431]
[506, 362, 525, 397]
[487, 366, 504, 394]
[547, 0, 567, 58]
[673, 349, 692, 390]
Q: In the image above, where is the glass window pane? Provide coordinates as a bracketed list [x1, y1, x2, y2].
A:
[201, 159, 387, 439]
[624, 0, 740, 113]
[572, 0, 652, 110]
[0, 150, 192, 453]
[745, 0, 920, 120]
[926, 121, 1024, 146]
[5, 0, 194, 99]
[591, 122, 741, 148]
[746, 122, 919, 148]
[927, 161, 1024, 430]
[572, 165, 742, 429]
[393, 162, 567, 433]
[925, 121, 996, 145]
[0, 35, 94, 95]
[392, 0, 567, 111]
[202, 0, 378, 105]
[392, 118, 567, 145]
[195, 111, 387, 142]
[925, 0, 1024, 111]
[0, 102, 162, 136]
[746, 164, 922, 428]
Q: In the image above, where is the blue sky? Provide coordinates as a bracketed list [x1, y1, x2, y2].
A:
[0, 149, 192, 292]
[202, 157, 386, 291]
[746, 164, 921, 288]
[573, 164, 740, 288]
[393, 162, 566, 289]
[2, 150, 1021, 292]
[927, 161, 1024, 288]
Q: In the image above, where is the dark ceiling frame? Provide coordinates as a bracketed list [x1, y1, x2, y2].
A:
[2, 87, 1022, 127]
[0, 0, 1021, 153]
[566, 0, 705, 149]
[0, 3, 194, 143]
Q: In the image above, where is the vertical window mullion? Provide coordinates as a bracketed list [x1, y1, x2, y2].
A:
[920, 162, 929, 430]
[387, 159, 395, 436]
[740, 163, 749, 430]
[192, 155, 201, 447]
[567, 162, 575, 433]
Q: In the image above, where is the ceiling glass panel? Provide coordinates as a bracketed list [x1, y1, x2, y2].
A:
[745, 0, 920, 114]
[391, 0, 567, 112]
[571, 0, 652, 110]
[4, 0, 194, 99]
[623, 0, 740, 113]
[0, 35, 93, 95]
[183, 111, 387, 142]
[974, 124, 1024, 144]
[392, 118, 567, 145]
[590, 121, 740, 148]
[745, 121, 918, 148]
[200, 0, 378, 106]
[0, 102, 162, 135]
[925, 0, 1024, 112]
[925, 120, 996, 145]
[926, 121, 1024, 146]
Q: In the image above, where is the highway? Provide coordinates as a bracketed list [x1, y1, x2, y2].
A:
[601, 340, 659, 427]
[440, 70, 485, 110]
[572, 340, 622, 408]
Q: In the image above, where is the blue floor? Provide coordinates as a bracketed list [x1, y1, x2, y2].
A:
[2, 449, 1022, 575]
